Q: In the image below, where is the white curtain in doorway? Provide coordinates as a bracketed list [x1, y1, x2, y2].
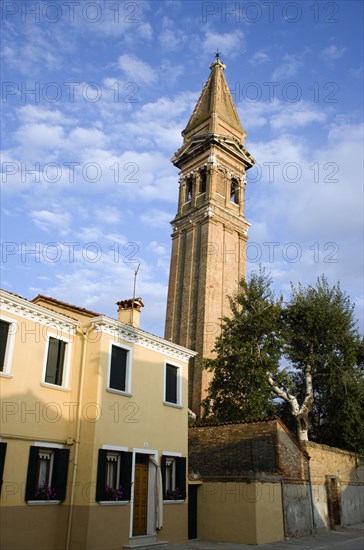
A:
[149, 457, 163, 530]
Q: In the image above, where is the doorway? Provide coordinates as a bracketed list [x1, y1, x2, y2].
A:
[326, 476, 341, 529]
[188, 484, 198, 539]
[133, 454, 149, 536]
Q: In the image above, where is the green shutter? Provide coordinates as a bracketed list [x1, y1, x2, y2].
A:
[55, 340, 66, 386]
[161, 456, 167, 498]
[0, 321, 10, 371]
[52, 449, 69, 502]
[25, 446, 39, 501]
[45, 338, 59, 384]
[110, 346, 127, 391]
[120, 452, 132, 500]
[45, 338, 66, 385]
[166, 364, 177, 403]
[96, 449, 108, 501]
[0, 442, 7, 494]
[176, 457, 186, 500]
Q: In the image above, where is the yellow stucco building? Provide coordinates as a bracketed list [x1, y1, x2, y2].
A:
[0, 289, 196, 550]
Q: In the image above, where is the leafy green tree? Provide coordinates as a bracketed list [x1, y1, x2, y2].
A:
[203, 272, 364, 452]
[268, 276, 363, 447]
[202, 268, 284, 421]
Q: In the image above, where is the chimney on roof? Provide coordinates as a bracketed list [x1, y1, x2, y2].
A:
[116, 298, 144, 329]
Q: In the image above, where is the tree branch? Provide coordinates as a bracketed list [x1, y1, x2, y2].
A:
[267, 373, 300, 416]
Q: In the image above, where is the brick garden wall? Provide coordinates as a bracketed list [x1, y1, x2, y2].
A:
[189, 419, 313, 539]
[189, 420, 280, 481]
[303, 441, 364, 528]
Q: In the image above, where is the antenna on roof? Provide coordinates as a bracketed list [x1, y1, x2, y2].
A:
[131, 262, 140, 327]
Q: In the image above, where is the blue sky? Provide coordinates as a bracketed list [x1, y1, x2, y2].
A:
[1, 0, 363, 337]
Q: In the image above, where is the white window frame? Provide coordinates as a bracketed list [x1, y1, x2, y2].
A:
[105, 451, 121, 488]
[37, 448, 55, 487]
[162, 451, 183, 504]
[27, 441, 64, 506]
[165, 457, 176, 492]
[41, 332, 72, 390]
[0, 315, 17, 377]
[99, 445, 129, 506]
[107, 341, 132, 396]
[101, 445, 129, 490]
[163, 360, 182, 408]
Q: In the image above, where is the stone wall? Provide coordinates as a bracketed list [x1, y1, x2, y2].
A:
[304, 441, 364, 528]
[189, 419, 313, 542]
[277, 423, 309, 480]
[282, 483, 312, 537]
[196, 481, 285, 545]
[189, 418, 308, 482]
[189, 420, 279, 481]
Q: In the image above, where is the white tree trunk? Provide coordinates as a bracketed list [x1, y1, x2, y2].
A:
[267, 365, 313, 442]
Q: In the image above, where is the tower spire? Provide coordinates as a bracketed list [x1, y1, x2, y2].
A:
[165, 60, 255, 414]
[180, 56, 247, 146]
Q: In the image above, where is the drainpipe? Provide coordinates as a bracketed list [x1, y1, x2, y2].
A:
[307, 456, 316, 534]
[66, 323, 93, 550]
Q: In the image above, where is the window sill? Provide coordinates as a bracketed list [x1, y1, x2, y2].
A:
[41, 382, 71, 392]
[163, 500, 185, 504]
[106, 388, 132, 397]
[98, 500, 129, 506]
[163, 401, 183, 409]
[27, 500, 61, 506]
[0, 372, 13, 379]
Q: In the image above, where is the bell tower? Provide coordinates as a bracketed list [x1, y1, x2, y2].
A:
[164, 57, 255, 413]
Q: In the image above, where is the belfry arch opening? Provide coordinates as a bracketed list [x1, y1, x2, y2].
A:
[230, 178, 239, 204]
[186, 177, 193, 202]
[200, 170, 207, 194]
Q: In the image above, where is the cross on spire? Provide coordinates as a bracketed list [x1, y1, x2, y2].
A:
[215, 49, 221, 60]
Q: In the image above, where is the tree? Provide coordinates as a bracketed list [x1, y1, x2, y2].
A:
[268, 276, 363, 446]
[203, 272, 364, 452]
[202, 268, 283, 421]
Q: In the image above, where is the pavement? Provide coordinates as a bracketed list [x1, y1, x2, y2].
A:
[167, 524, 364, 550]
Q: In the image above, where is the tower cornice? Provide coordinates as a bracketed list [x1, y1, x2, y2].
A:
[170, 203, 250, 237]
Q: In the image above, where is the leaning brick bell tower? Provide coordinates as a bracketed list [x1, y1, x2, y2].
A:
[165, 56, 255, 413]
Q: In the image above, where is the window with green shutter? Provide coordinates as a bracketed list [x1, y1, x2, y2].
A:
[161, 456, 186, 500]
[0, 320, 10, 372]
[96, 449, 132, 502]
[45, 337, 66, 386]
[25, 446, 69, 502]
[165, 363, 179, 405]
[0, 442, 7, 495]
[108, 344, 132, 393]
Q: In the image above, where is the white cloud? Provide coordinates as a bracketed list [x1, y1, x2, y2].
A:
[250, 51, 270, 65]
[158, 16, 188, 51]
[17, 105, 75, 126]
[238, 99, 326, 132]
[15, 123, 66, 153]
[139, 209, 172, 228]
[75, 227, 105, 241]
[148, 241, 168, 255]
[272, 51, 308, 80]
[30, 210, 71, 235]
[246, 122, 363, 303]
[94, 206, 120, 225]
[68, 127, 108, 148]
[320, 45, 346, 61]
[203, 30, 246, 58]
[118, 54, 157, 85]
[270, 102, 326, 130]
